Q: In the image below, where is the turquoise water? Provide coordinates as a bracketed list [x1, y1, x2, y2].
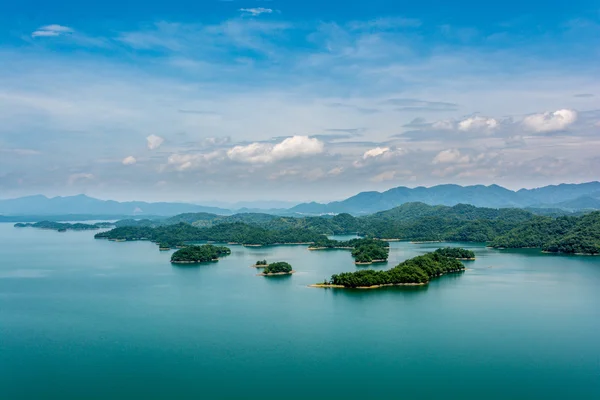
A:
[1, 223, 599, 399]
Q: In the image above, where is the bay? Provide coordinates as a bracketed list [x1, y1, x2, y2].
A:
[1, 223, 599, 399]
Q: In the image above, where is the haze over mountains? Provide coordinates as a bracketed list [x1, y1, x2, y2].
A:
[290, 182, 600, 215]
[1, 182, 600, 218]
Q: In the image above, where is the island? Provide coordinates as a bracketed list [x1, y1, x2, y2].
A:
[15, 221, 114, 231]
[434, 247, 476, 260]
[95, 222, 325, 249]
[252, 259, 269, 268]
[309, 238, 390, 264]
[311, 249, 467, 289]
[170, 244, 231, 264]
[259, 261, 295, 276]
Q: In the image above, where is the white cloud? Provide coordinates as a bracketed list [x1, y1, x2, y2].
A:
[432, 120, 455, 130]
[458, 116, 499, 132]
[202, 136, 231, 147]
[363, 147, 390, 159]
[146, 134, 164, 150]
[328, 167, 344, 176]
[166, 151, 223, 171]
[239, 8, 273, 16]
[522, 109, 578, 132]
[371, 170, 396, 182]
[122, 156, 137, 165]
[432, 149, 470, 164]
[227, 136, 324, 164]
[354, 146, 406, 167]
[67, 173, 94, 185]
[32, 24, 73, 38]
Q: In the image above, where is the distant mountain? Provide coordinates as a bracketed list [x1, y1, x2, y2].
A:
[547, 195, 600, 210]
[288, 182, 600, 215]
[0, 194, 232, 217]
[3, 182, 599, 218]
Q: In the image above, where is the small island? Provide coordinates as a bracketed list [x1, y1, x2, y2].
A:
[309, 238, 390, 264]
[15, 221, 114, 231]
[251, 259, 269, 268]
[311, 249, 467, 289]
[259, 261, 295, 276]
[170, 244, 231, 264]
[434, 247, 476, 260]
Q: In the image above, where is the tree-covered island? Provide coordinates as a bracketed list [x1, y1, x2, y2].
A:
[170, 244, 231, 264]
[311, 249, 467, 289]
[95, 222, 325, 248]
[434, 247, 476, 260]
[309, 238, 390, 264]
[259, 261, 294, 276]
[15, 221, 114, 231]
[252, 260, 269, 268]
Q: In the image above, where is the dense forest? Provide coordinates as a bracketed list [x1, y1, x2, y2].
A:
[327, 250, 466, 288]
[351, 240, 389, 264]
[95, 222, 326, 248]
[490, 212, 600, 254]
[91, 203, 600, 255]
[15, 221, 113, 231]
[310, 238, 390, 263]
[262, 262, 293, 275]
[434, 247, 476, 259]
[170, 245, 231, 263]
[107, 202, 536, 241]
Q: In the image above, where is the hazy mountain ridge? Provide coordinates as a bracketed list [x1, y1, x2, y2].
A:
[0, 194, 231, 216]
[2, 182, 600, 218]
[289, 182, 600, 215]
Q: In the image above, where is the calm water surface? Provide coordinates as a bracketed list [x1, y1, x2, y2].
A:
[1, 224, 599, 399]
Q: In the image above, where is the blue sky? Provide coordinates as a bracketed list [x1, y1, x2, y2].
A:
[0, 0, 599, 202]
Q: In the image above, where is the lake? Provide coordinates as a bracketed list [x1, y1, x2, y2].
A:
[1, 224, 599, 399]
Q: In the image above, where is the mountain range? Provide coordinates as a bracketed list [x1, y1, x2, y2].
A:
[0, 194, 231, 217]
[1, 182, 599, 218]
[289, 182, 600, 215]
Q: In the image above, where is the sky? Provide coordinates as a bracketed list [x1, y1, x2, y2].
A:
[0, 0, 599, 203]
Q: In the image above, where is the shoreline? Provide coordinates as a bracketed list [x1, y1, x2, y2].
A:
[309, 269, 465, 290]
[250, 264, 269, 268]
[171, 258, 219, 264]
[309, 282, 426, 289]
[308, 246, 354, 250]
[492, 247, 599, 256]
[244, 242, 314, 247]
[354, 259, 388, 265]
[258, 270, 296, 276]
[541, 250, 599, 256]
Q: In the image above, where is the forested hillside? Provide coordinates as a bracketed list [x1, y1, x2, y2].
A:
[95, 204, 600, 254]
[490, 212, 600, 254]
